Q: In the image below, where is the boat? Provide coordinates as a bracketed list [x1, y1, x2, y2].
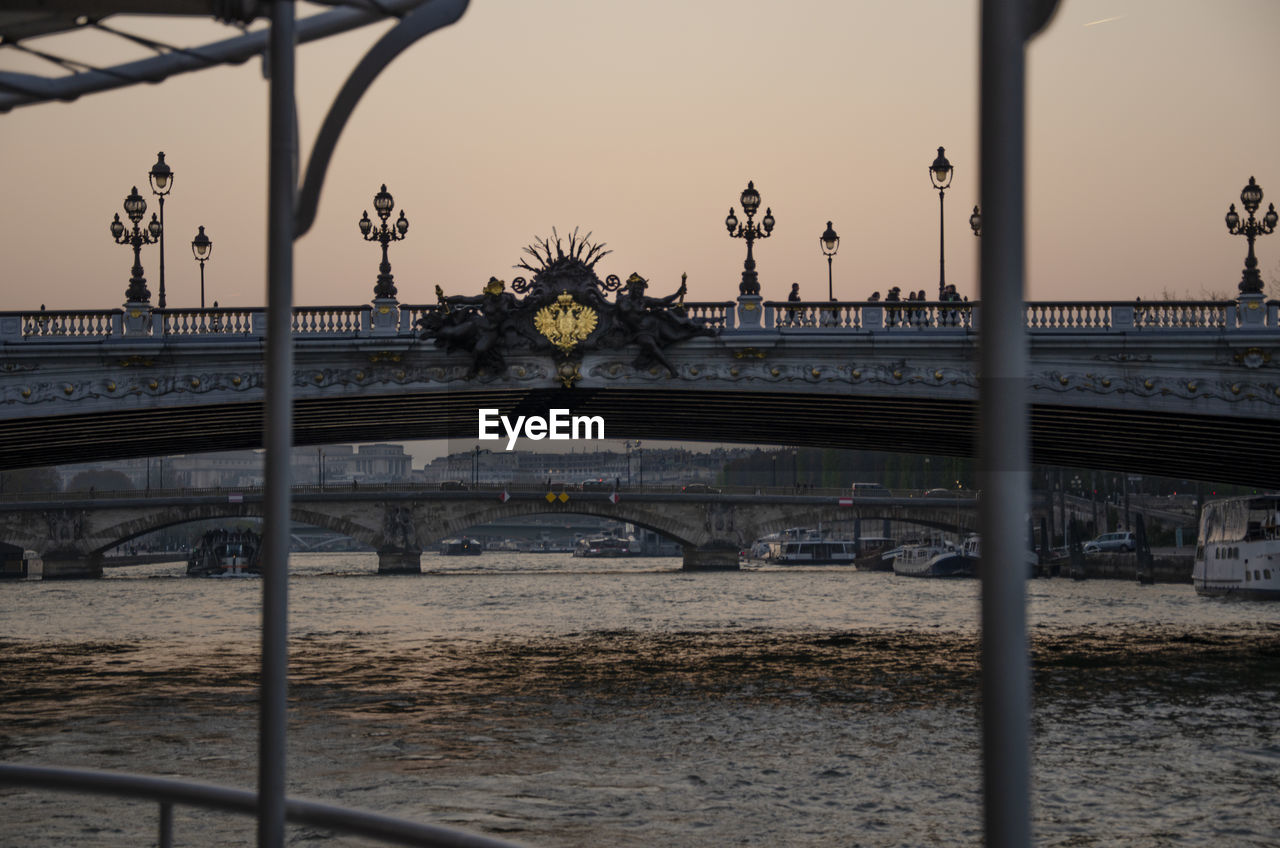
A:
[1192, 493, 1280, 599]
[439, 537, 483, 555]
[852, 536, 897, 571]
[187, 528, 261, 577]
[890, 538, 969, 578]
[572, 535, 636, 557]
[774, 537, 859, 565]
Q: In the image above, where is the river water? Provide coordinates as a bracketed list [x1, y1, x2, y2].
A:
[2, 552, 1279, 846]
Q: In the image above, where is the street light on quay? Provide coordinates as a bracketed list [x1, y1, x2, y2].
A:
[928, 146, 954, 300]
[359, 184, 409, 300]
[191, 225, 212, 309]
[725, 181, 775, 296]
[1224, 176, 1278, 294]
[111, 186, 161, 304]
[625, 440, 641, 487]
[969, 204, 982, 238]
[148, 152, 173, 309]
[819, 221, 840, 300]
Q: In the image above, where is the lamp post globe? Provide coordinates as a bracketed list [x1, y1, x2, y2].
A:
[725, 181, 775, 296]
[191, 226, 212, 309]
[929, 146, 954, 300]
[1225, 176, 1277, 294]
[819, 221, 840, 300]
[148, 152, 174, 309]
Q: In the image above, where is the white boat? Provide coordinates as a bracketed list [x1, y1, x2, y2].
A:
[439, 537, 483, 555]
[1193, 493, 1280, 599]
[774, 537, 859, 565]
[890, 538, 967, 578]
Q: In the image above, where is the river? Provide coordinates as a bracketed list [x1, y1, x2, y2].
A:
[2, 552, 1278, 846]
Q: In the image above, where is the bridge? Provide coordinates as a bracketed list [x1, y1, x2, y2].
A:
[2, 291, 1278, 486]
[0, 484, 980, 578]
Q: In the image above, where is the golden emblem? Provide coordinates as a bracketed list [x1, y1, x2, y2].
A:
[534, 292, 598, 353]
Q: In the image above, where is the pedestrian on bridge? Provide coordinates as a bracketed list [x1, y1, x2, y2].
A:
[786, 283, 801, 326]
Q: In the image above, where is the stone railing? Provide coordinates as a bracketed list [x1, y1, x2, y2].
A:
[9, 308, 122, 339]
[0, 297, 1275, 343]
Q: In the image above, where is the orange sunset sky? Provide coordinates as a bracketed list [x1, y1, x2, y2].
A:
[1, 0, 1277, 314]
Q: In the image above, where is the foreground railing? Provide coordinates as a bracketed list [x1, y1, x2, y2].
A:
[1, 298, 1275, 342]
[0, 763, 525, 848]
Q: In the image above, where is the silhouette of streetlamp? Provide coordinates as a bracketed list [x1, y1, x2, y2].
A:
[1225, 176, 1277, 294]
[111, 186, 161, 303]
[928, 146, 954, 300]
[969, 205, 982, 238]
[819, 221, 840, 300]
[359, 184, 409, 300]
[191, 226, 212, 308]
[148, 152, 173, 309]
[725, 181, 775, 296]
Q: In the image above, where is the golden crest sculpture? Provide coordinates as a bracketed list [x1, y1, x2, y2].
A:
[534, 292, 598, 353]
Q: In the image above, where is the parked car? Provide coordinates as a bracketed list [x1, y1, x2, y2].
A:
[682, 482, 722, 494]
[924, 487, 961, 498]
[438, 480, 468, 491]
[1083, 531, 1136, 553]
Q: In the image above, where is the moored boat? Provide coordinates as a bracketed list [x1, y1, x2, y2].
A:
[187, 528, 261, 577]
[1193, 493, 1280, 599]
[774, 537, 859, 565]
[891, 538, 968, 578]
[572, 535, 636, 557]
[439, 537, 483, 555]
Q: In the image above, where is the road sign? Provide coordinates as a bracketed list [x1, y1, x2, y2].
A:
[837, 497, 852, 506]
[228, 494, 243, 503]
[499, 491, 510, 503]
[609, 493, 620, 504]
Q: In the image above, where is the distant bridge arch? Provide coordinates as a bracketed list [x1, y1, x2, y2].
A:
[1, 487, 982, 577]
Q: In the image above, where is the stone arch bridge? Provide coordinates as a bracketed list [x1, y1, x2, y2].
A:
[0, 486, 981, 578]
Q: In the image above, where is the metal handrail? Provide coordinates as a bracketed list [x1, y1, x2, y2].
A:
[0, 763, 526, 848]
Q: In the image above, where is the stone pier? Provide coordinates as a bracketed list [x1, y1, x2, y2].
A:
[377, 549, 422, 574]
[40, 551, 103, 579]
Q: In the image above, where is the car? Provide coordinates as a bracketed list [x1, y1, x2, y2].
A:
[924, 487, 960, 498]
[438, 480, 468, 491]
[682, 482, 722, 494]
[1083, 531, 1136, 554]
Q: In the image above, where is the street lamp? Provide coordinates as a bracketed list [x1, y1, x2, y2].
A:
[191, 226, 212, 308]
[725, 180, 775, 296]
[1224, 176, 1278, 294]
[928, 146, 954, 300]
[111, 186, 161, 303]
[819, 221, 839, 300]
[969, 205, 982, 238]
[148, 152, 173, 309]
[625, 440, 641, 487]
[359, 184, 409, 300]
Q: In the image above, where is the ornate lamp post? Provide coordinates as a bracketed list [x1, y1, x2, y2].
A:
[359, 184, 409, 300]
[148, 152, 173, 309]
[725, 181, 775, 296]
[111, 186, 162, 303]
[1225, 176, 1277, 294]
[191, 225, 212, 308]
[969, 204, 982, 238]
[819, 221, 840, 300]
[929, 146, 954, 300]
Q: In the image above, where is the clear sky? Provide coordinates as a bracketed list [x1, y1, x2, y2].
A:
[2, 0, 1278, 314]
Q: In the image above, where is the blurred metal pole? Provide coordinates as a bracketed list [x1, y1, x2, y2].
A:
[260, 2, 295, 847]
[978, 0, 1054, 845]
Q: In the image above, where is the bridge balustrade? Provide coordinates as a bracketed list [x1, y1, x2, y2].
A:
[160, 307, 257, 336]
[1, 299, 1276, 344]
[14, 308, 122, 339]
[291, 305, 368, 335]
